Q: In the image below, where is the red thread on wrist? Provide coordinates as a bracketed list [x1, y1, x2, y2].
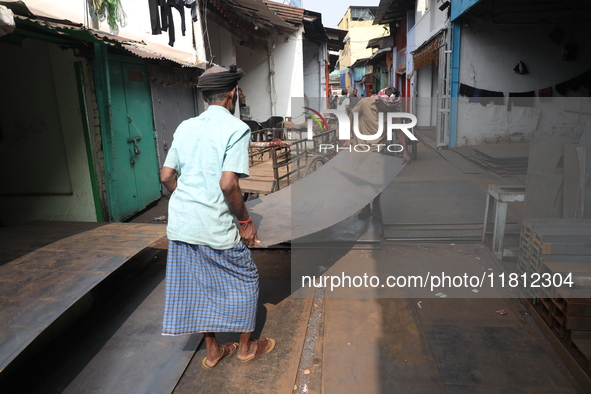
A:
[238, 217, 252, 225]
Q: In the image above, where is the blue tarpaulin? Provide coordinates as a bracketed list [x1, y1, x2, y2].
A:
[352, 66, 366, 83]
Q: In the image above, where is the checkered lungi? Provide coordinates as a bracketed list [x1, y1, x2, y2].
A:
[162, 240, 259, 335]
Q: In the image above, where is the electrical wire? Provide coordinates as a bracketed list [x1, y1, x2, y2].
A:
[201, 0, 214, 64]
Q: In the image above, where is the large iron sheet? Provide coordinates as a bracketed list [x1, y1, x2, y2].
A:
[380, 179, 486, 225]
[246, 152, 405, 247]
[0, 223, 167, 372]
[60, 272, 200, 394]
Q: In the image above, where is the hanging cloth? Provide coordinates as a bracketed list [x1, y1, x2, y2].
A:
[167, 0, 186, 47]
[460, 83, 504, 106]
[507, 91, 535, 111]
[185, 0, 198, 22]
[160, 0, 168, 31]
[468, 88, 482, 104]
[538, 87, 552, 102]
[459, 83, 474, 97]
[148, 0, 161, 34]
[149, 0, 168, 34]
[482, 89, 504, 106]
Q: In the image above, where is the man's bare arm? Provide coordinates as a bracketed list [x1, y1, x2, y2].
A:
[160, 166, 178, 193]
[220, 171, 260, 246]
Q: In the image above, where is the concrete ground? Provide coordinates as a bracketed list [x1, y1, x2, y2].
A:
[135, 142, 584, 393]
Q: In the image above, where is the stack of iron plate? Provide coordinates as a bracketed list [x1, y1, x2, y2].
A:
[380, 179, 488, 241]
[454, 143, 529, 175]
[517, 219, 591, 360]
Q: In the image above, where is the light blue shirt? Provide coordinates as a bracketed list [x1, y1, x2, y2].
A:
[163, 105, 251, 249]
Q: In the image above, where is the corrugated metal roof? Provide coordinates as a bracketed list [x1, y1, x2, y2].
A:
[366, 35, 394, 49]
[11, 14, 204, 67]
[374, 0, 415, 25]
[123, 42, 206, 68]
[262, 0, 304, 26]
[351, 57, 370, 68]
[221, 0, 299, 31]
[13, 14, 140, 46]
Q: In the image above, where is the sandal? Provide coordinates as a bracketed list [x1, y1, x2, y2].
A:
[201, 342, 239, 370]
[238, 338, 276, 363]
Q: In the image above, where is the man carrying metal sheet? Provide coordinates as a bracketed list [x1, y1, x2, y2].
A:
[351, 87, 412, 218]
[160, 64, 275, 369]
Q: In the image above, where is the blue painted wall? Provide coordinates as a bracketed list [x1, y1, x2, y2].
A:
[451, 0, 483, 21]
[449, 22, 461, 148]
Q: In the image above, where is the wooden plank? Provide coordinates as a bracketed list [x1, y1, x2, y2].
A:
[0, 222, 166, 372]
[240, 155, 291, 194]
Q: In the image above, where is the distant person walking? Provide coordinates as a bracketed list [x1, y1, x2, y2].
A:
[350, 87, 412, 218]
[349, 88, 359, 111]
[337, 88, 351, 114]
[160, 64, 275, 370]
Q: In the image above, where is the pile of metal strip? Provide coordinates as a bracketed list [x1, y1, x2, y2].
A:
[517, 219, 591, 357]
[453, 143, 529, 175]
[382, 224, 484, 242]
[381, 179, 490, 242]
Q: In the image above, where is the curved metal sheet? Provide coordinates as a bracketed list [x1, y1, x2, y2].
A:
[246, 151, 405, 246]
[0, 223, 167, 372]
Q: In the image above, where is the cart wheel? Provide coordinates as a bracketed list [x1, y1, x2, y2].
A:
[305, 155, 327, 176]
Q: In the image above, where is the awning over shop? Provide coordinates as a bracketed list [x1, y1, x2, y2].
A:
[351, 57, 369, 68]
[367, 47, 391, 66]
[11, 14, 138, 45]
[325, 27, 347, 51]
[123, 42, 206, 68]
[411, 30, 444, 71]
[366, 35, 393, 49]
[261, 0, 303, 30]
[374, 0, 416, 24]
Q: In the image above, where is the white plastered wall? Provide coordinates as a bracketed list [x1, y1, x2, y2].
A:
[456, 15, 591, 146]
[0, 39, 97, 225]
[414, 0, 447, 48]
[272, 28, 304, 120]
[201, 21, 304, 122]
[235, 41, 272, 123]
[303, 40, 328, 103]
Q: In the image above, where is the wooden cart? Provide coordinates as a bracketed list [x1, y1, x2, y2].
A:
[239, 127, 338, 195]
